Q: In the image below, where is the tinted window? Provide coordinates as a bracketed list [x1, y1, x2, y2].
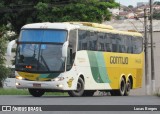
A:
[126, 36, 133, 53]
[132, 37, 143, 54]
[69, 30, 77, 53]
[111, 35, 117, 52]
[67, 30, 77, 70]
[78, 30, 97, 51]
[105, 34, 112, 52]
[97, 32, 106, 51]
[78, 30, 143, 54]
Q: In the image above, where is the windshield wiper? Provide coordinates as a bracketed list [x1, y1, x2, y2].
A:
[40, 55, 50, 71]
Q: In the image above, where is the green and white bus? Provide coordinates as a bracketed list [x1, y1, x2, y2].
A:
[7, 22, 144, 97]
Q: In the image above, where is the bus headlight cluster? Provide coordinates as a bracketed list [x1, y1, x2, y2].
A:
[16, 76, 24, 80]
[52, 77, 64, 81]
[57, 84, 63, 88]
[16, 82, 20, 86]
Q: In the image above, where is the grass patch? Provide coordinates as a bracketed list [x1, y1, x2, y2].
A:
[155, 93, 160, 97]
[156, 92, 160, 97]
[0, 88, 68, 96]
[0, 88, 28, 95]
[155, 88, 160, 97]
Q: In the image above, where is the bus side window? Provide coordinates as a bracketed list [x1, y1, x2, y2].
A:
[78, 30, 98, 51]
[105, 33, 112, 52]
[111, 36, 117, 52]
[116, 34, 122, 53]
[66, 30, 77, 71]
[97, 32, 105, 51]
[69, 30, 76, 53]
[78, 30, 88, 50]
[66, 48, 72, 71]
[120, 35, 127, 53]
[127, 36, 133, 53]
[132, 37, 143, 54]
[88, 31, 97, 51]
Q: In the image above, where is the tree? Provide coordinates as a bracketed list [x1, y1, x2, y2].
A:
[35, 0, 117, 22]
[154, 1, 160, 5]
[153, 11, 160, 20]
[0, 0, 118, 34]
[0, 25, 10, 87]
[128, 5, 133, 9]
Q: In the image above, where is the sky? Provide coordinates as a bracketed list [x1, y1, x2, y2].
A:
[115, 0, 160, 7]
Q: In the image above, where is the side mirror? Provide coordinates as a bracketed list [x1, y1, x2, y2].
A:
[62, 41, 69, 58]
[7, 40, 16, 56]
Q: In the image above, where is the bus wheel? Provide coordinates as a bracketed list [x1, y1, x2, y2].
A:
[82, 91, 95, 96]
[28, 89, 45, 97]
[117, 77, 126, 96]
[111, 78, 126, 96]
[68, 77, 84, 97]
[124, 78, 131, 96]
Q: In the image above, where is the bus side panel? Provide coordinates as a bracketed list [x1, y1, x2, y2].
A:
[74, 51, 112, 90]
[74, 50, 144, 90]
[104, 52, 144, 89]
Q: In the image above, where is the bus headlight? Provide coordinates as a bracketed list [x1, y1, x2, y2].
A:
[16, 82, 20, 86]
[16, 76, 24, 80]
[52, 77, 64, 81]
[57, 84, 63, 88]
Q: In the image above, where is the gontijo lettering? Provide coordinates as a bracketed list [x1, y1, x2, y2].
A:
[110, 56, 128, 64]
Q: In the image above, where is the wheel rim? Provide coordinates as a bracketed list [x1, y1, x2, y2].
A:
[120, 80, 125, 93]
[77, 82, 81, 92]
[68, 78, 84, 97]
[75, 82, 82, 93]
[126, 81, 131, 92]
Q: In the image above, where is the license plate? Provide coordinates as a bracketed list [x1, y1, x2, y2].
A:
[33, 83, 41, 87]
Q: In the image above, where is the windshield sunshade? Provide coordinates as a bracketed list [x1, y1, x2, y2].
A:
[19, 29, 67, 43]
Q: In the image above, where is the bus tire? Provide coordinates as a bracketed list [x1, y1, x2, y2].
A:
[82, 90, 95, 96]
[111, 78, 126, 96]
[68, 77, 84, 97]
[28, 89, 45, 97]
[124, 78, 131, 96]
[117, 77, 126, 96]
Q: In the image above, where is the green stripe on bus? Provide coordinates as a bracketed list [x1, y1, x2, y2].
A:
[96, 52, 110, 83]
[87, 51, 110, 83]
[39, 73, 60, 78]
[87, 51, 102, 82]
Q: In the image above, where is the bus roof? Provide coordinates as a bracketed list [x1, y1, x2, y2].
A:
[67, 22, 142, 37]
[22, 22, 79, 30]
[22, 22, 143, 37]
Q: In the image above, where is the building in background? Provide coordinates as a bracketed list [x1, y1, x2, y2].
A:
[137, 2, 148, 7]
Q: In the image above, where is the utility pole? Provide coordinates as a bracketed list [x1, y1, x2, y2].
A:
[144, 8, 150, 95]
[149, 0, 155, 94]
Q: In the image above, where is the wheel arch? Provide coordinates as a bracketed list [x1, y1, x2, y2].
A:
[120, 74, 126, 82]
[79, 74, 85, 83]
[74, 73, 85, 89]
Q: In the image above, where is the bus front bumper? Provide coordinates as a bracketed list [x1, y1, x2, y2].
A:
[15, 79, 67, 90]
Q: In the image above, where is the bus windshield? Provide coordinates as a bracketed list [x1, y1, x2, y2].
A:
[16, 29, 67, 72]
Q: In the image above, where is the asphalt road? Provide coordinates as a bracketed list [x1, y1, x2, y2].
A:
[0, 95, 159, 105]
[0, 95, 159, 114]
